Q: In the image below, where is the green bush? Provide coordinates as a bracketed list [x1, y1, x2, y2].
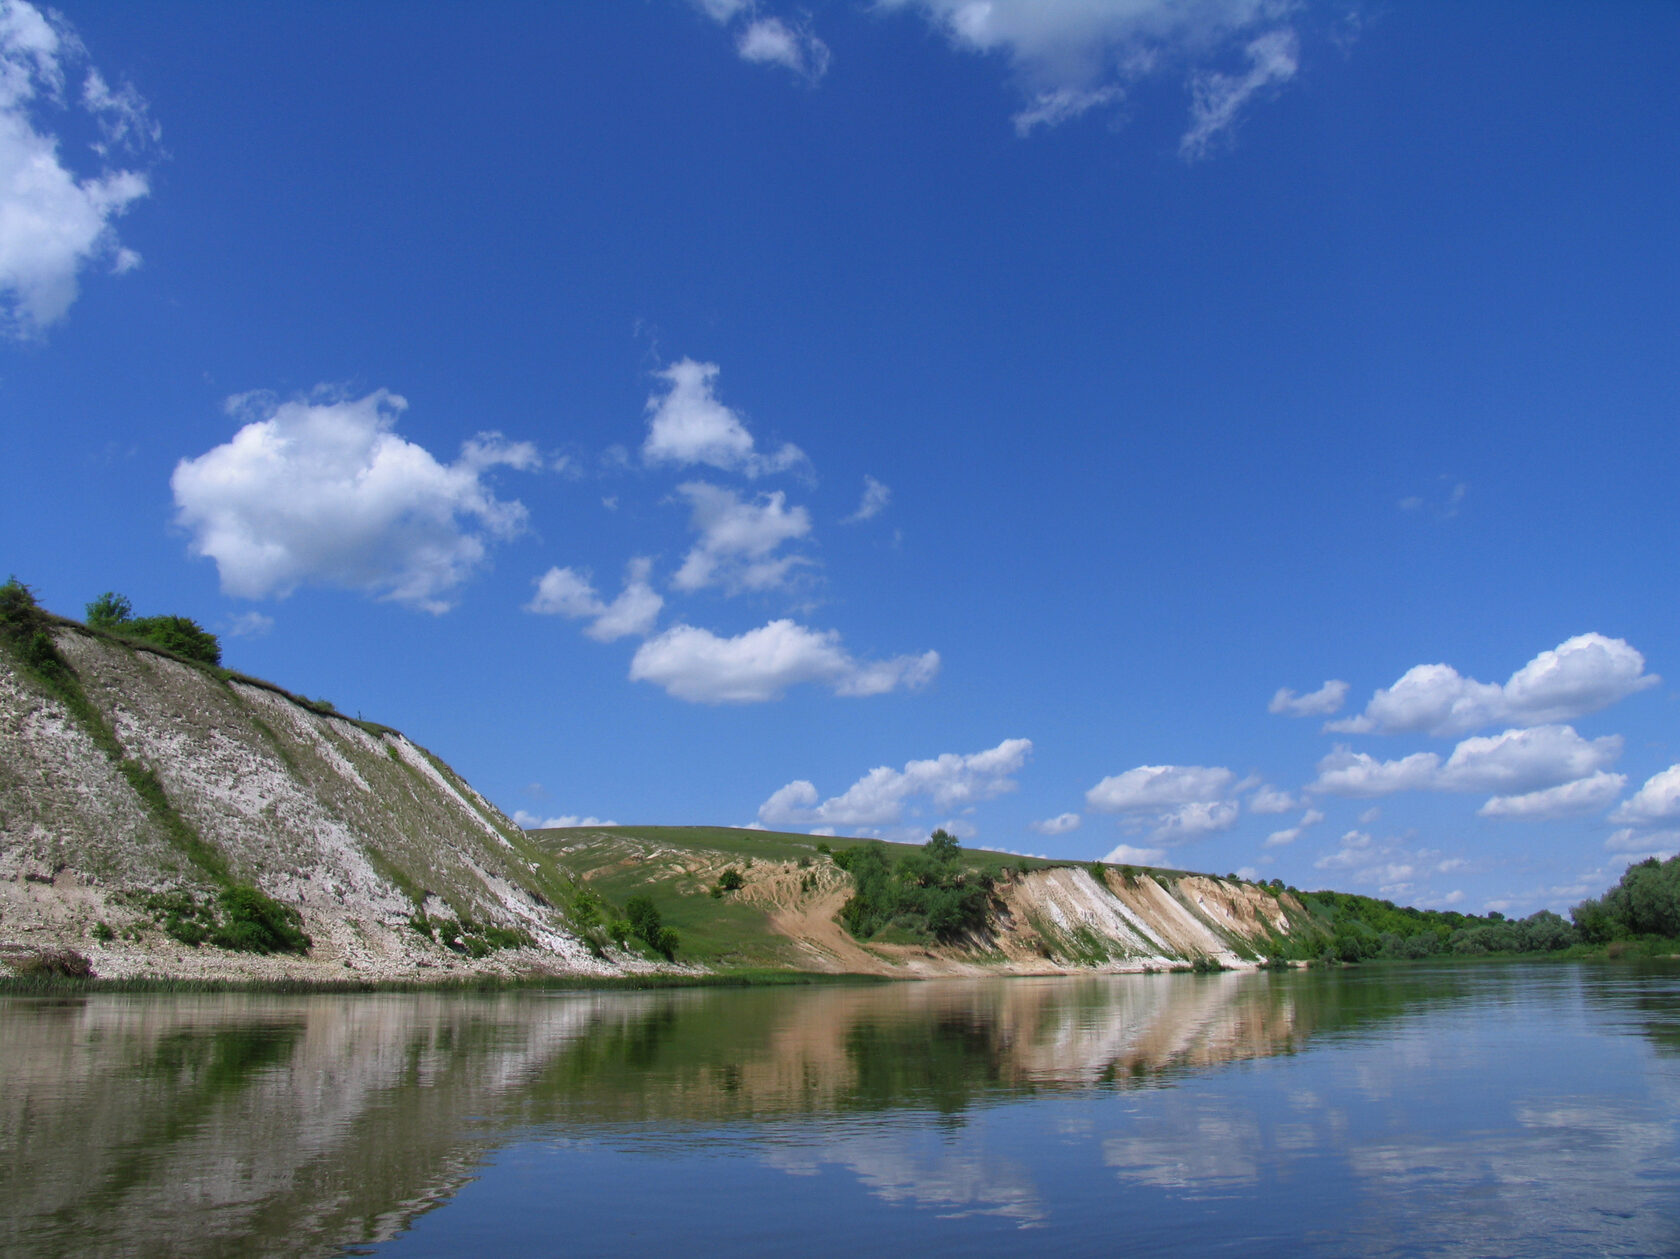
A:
[139, 886, 311, 955]
[837, 830, 993, 943]
[626, 894, 678, 959]
[82, 590, 222, 666]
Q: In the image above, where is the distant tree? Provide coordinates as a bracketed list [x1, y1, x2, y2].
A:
[925, 828, 961, 865]
[85, 591, 133, 628]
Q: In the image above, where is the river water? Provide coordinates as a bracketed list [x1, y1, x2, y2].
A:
[3, 962, 1678, 1257]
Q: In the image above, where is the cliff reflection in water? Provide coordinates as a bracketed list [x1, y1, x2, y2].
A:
[0, 969, 1458, 1256]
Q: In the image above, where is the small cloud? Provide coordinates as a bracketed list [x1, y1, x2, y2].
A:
[737, 17, 830, 81]
[671, 481, 812, 594]
[1399, 477, 1468, 520]
[1180, 28, 1300, 161]
[631, 618, 938, 704]
[1102, 843, 1166, 866]
[842, 475, 892, 524]
[512, 811, 617, 830]
[760, 738, 1031, 828]
[1085, 763, 1240, 843]
[1249, 784, 1298, 814]
[1013, 85, 1121, 136]
[224, 611, 273, 639]
[1268, 679, 1348, 718]
[526, 558, 663, 642]
[1611, 763, 1680, 827]
[642, 358, 807, 479]
[1030, 812, 1081, 836]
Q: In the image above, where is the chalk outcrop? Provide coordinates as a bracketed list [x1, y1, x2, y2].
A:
[0, 625, 610, 980]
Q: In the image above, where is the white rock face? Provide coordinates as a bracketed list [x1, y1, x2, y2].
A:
[0, 628, 610, 980]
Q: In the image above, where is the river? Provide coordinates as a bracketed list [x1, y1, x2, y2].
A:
[3, 961, 1678, 1256]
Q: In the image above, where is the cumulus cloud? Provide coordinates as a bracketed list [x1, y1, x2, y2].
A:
[224, 611, 274, 639]
[630, 618, 938, 703]
[1478, 771, 1627, 821]
[843, 475, 892, 524]
[512, 811, 617, 830]
[879, 0, 1305, 153]
[1268, 679, 1348, 718]
[1611, 764, 1680, 827]
[1179, 28, 1298, 160]
[0, 1, 156, 335]
[643, 358, 807, 478]
[737, 17, 830, 80]
[1313, 830, 1426, 898]
[1263, 807, 1323, 848]
[1328, 634, 1658, 738]
[1311, 725, 1623, 800]
[1248, 784, 1297, 814]
[1101, 843, 1166, 866]
[526, 557, 663, 641]
[1087, 764, 1234, 812]
[1030, 811, 1081, 836]
[1606, 827, 1680, 857]
[1085, 763, 1240, 843]
[672, 481, 812, 593]
[172, 389, 533, 613]
[758, 737, 1032, 828]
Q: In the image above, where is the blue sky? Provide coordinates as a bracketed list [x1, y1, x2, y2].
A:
[3, 0, 1676, 916]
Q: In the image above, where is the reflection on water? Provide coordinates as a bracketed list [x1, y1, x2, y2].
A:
[2, 964, 1678, 1256]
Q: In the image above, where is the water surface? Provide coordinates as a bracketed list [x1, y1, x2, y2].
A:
[4, 963, 1678, 1256]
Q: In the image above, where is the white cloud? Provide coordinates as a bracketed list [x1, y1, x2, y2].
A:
[0, 1, 154, 335]
[512, 811, 617, 830]
[1085, 763, 1239, 843]
[1606, 827, 1680, 856]
[1153, 799, 1240, 839]
[1086, 764, 1235, 812]
[630, 618, 939, 703]
[843, 475, 892, 524]
[1180, 28, 1299, 160]
[1012, 85, 1122, 136]
[1312, 725, 1623, 800]
[758, 737, 1032, 828]
[1478, 771, 1627, 821]
[1611, 764, 1680, 826]
[1399, 478, 1468, 519]
[1030, 811, 1081, 836]
[1268, 679, 1348, 718]
[1248, 784, 1297, 814]
[1263, 807, 1322, 848]
[224, 610, 274, 639]
[672, 481, 812, 593]
[692, 0, 749, 22]
[526, 557, 663, 642]
[1328, 634, 1658, 738]
[1313, 829, 1428, 897]
[1101, 843, 1166, 866]
[879, 0, 1306, 153]
[172, 389, 532, 613]
[737, 17, 830, 81]
[642, 358, 807, 478]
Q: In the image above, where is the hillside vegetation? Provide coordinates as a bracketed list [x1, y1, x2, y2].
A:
[1, 577, 1658, 985]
